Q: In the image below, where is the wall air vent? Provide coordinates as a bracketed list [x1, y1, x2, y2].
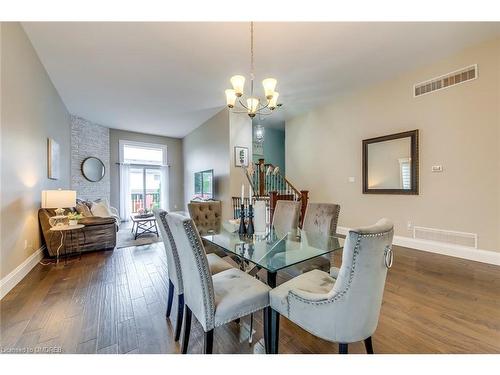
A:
[413, 64, 477, 97]
[413, 226, 478, 248]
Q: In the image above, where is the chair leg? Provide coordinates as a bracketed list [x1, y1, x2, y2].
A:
[364, 336, 374, 354]
[270, 308, 280, 354]
[204, 329, 214, 354]
[248, 313, 254, 345]
[339, 343, 348, 354]
[181, 304, 192, 354]
[264, 307, 270, 353]
[166, 280, 174, 318]
[174, 294, 184, 342]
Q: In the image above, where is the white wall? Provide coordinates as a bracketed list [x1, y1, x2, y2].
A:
[286, 37, 500, 252]
[229, 112, 253, 200]
[182, 109, 252, 220]
[1, 22, 71, 279]
[183, 109, 231, 218]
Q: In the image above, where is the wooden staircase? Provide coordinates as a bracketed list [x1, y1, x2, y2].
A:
[232, 158, 309, 227]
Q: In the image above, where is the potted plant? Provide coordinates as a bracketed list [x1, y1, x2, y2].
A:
[67, 212, 82, 226]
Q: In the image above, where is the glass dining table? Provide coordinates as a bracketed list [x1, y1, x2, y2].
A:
[202, 227, 345, 288]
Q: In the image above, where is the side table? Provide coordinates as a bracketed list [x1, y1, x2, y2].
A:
[49, 224, 85, 265]
[130, 214, 159, 240]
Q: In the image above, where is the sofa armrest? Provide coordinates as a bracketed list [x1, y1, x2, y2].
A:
[109, 206, 119, 217]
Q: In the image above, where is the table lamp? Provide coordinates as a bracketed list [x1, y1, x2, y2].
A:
[41, 189, 77, 227]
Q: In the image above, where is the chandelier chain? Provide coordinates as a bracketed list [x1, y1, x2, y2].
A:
[250, 21, 255, 94]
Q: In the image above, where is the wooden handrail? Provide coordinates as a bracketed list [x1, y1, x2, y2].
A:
[243, 158, 308, 228]
[237, 158, 309, 226]
[253, 159, 302, 199]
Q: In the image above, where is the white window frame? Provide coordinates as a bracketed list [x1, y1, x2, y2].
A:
[119, 139, 168, 166]
[398, 158, 411, 189]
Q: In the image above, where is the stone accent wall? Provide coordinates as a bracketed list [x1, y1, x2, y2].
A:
[71, 115, 110, 202]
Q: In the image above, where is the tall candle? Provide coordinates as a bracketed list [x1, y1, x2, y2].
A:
[241, 184, 244, 203]
[248, 184, 252, 203]
[254, 200, 266, 233]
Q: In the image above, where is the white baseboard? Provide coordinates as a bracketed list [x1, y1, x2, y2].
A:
[337, 226, 500, 266]
[0, 246, 45, 300]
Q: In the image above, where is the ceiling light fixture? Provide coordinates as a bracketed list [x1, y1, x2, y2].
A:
[254, 123, 265, 144]
[225, 22, 282, 118]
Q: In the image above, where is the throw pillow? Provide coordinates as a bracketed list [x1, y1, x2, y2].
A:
[91, 201, 112, 218]
[76, 203, 92, 217]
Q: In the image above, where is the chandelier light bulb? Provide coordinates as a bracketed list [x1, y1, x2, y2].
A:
[225, 89, 237, 108]
[268, 91, 279, 110]
[230, 75, 245, 97]
[247, 97, 259, 117]
[262, 78, 277, 99]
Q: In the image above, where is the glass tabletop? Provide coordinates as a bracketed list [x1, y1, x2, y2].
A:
[202, 227, 344, 273]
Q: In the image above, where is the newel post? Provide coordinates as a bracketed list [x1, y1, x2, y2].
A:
[299, 190, 309, 228]
[269, 191, 278, 224]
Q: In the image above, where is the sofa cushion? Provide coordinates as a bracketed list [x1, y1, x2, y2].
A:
[79, 216, 117, 227]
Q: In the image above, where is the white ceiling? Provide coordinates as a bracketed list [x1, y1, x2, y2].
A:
[22, 22, 500, 137]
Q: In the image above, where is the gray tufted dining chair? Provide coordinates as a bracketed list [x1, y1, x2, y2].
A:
[166, 212, 272, 354]
[268, 219, 394, 354]
[302, 202, 341, 237]
[286, 203, 341, 276]
[272, 200, 301, 235]
[187, 201, 222, 235]
[154, 209, 233, 342]
[188, 200, 226, 257]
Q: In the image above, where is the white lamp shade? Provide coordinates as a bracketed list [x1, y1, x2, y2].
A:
[230, 75, 245, 96]
[262, 78, 277, 99]
[225, 89, 237, 108]
[41, 190, 76, 208]
[247, 97, 259, 114]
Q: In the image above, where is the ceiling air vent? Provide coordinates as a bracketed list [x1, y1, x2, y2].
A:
[414, 64, 477, 97]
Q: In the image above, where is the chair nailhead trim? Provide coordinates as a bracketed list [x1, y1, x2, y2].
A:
[158, 211, 184, 291]
[183, 220, 216, 330]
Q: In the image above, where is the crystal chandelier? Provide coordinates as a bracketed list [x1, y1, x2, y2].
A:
[224, 22, 282, 118]
[254, 123, 265, 143]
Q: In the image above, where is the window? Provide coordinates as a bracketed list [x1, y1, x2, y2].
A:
[120, 140, 167, 166]
[119, 140, 169, 218]
[399, 158, 411, 190]
[129, 167, 162, 213]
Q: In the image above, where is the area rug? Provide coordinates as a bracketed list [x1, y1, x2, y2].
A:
[116, 222, 161, 249]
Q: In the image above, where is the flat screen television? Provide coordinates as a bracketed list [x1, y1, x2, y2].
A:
[194, 169, 214, 200]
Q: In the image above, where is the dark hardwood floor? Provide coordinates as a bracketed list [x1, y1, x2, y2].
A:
[1, 242, 499, 354]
